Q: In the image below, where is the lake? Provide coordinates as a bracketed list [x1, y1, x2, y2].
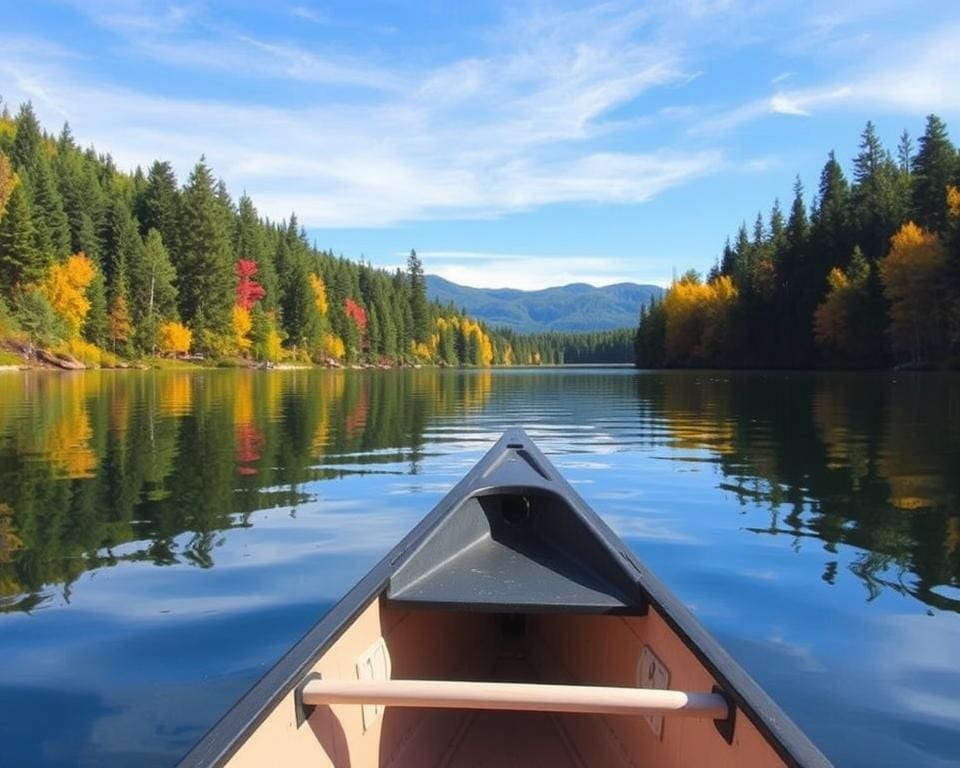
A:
[0, 368, 958, 767]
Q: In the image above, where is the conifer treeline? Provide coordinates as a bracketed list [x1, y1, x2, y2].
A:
[635, 115, 960, 369]
[0, 101, 629, 367]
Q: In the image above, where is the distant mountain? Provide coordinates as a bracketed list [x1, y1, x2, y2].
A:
[426, 275, 664, 333]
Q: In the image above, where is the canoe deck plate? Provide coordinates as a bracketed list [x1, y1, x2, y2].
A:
[638, 645, 670, 739]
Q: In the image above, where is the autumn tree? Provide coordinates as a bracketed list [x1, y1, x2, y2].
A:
[880, 222, 950, 366]
[814, 247, 875, 364]
[0, 152, 14, 216]
[40, 252, 96, 338]
[107, 283, 133, 355]
[235, 195, 277, 311]
[236, 259, 266, 310]
[158, 321, 192, 356]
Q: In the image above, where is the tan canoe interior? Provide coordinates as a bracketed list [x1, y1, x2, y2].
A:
[225, 596, 787, 768]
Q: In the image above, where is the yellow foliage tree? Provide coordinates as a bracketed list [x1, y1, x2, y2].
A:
[879, 221, 950, 365]
[309, 273, 328, 315]
[158, 321, 192, 355]
[263, 327, 283, 362]
[232, 305, 252, 354]
[0, 152, 15, 217]
[814, 248, 871, 362]
[40, 253, 96, 338]
[321, 333, 345, 361]
[815, 269, 852, 350]
[947, 185, 960, 220]
[663, 273, 738, 365]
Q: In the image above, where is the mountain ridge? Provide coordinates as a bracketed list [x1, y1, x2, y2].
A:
[426, 275, 664, 333]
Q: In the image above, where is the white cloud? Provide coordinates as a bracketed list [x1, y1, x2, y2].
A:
[290, 4, 326, 24]
[0, 4, 718, 230]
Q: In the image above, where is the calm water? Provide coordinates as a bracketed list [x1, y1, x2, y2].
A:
[0, 368, 958, 767]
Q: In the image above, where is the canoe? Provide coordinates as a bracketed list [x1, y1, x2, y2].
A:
[180, 428, 832, 768]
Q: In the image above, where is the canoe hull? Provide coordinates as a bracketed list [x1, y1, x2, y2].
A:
[179, 429, 832, 768]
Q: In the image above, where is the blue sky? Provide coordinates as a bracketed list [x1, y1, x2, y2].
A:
[2, 1, 959, 289]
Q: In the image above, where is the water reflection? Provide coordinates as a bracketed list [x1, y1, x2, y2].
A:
[631, 372, 960, 612]
[0, 370, 494, 611]
[0, 370, 957, 614]
[0, 368, 958, 767]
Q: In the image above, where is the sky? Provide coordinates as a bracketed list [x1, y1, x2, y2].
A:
[2, 1, 959, 290]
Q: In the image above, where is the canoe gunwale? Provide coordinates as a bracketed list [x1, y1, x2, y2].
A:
[177, 427, 833, 768]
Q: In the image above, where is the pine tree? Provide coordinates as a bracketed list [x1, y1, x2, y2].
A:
[139, 161, 181, 261]
[809, 151, 853, 306]
[852, 121, 907, 262]
[912, 115, 957, 234]
[407, 249, 429, 344]
[56, 137, 104, 262]
[179, 159, 235, 345]
[28, 156, 71, 259]
[10, 103, 42, 173]
[0, 183, 38, 287]
[100, 191, 143, 297]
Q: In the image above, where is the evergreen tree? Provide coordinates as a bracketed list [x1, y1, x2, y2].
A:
[10, 103, 42, 173]
[407, 249, 429, 344]
[852, 121, 907, 263]
[912, 115, 957, 234]
[807, 151, 854, 327]
[139, 161, 181, 262]
[0, 183, 39, 287]
[179, 159, 235, 345]
[56, 137, 104, 262]
[29, 155, 71, 259]
[100, 190, 143, 297]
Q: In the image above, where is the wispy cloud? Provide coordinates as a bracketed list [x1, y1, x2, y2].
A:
[2, 0, 958, 289]
[290, 5, 326, 25]
[0, 3, 716, 229]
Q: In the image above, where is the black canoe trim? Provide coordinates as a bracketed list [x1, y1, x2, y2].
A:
[178, 428, 832, 768]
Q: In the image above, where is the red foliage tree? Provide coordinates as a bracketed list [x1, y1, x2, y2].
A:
[236, 259, 266, 310]
[344, 297, 367, 332]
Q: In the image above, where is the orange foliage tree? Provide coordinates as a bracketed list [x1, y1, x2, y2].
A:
[879, 222, 950, 366]
[107, 292, 132, 353]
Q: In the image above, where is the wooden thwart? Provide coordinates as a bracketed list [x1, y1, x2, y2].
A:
[301, 679, 730, 719]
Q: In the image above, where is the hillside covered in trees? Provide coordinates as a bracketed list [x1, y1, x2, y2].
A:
[635, 115, 960, 370]
[0, 100, 633, 369]
[426, 275, 662, 332]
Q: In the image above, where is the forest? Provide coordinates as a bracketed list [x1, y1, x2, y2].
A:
[0, 100, 632, 368]
[635, 115, 960, 369]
